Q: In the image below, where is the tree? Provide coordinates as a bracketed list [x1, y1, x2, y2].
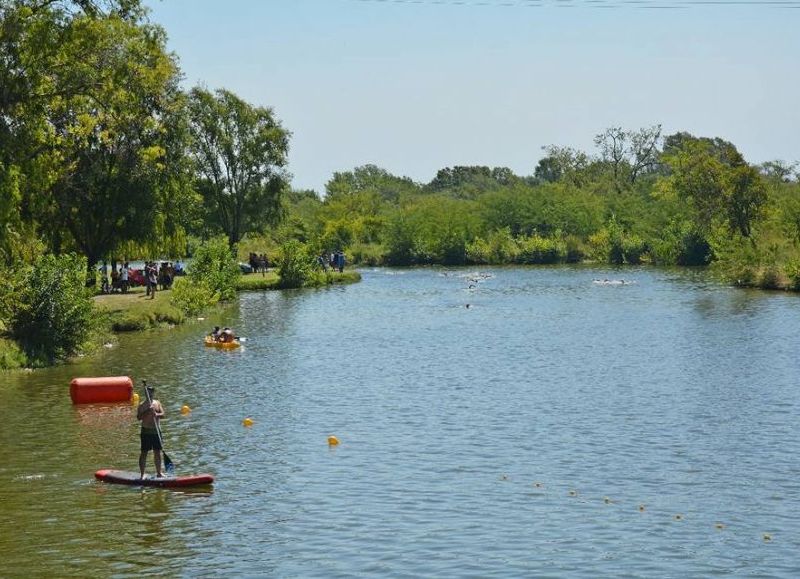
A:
[0, 1, 187, 277]
[325, 164, 418, 204]
[594, 127, 627, 191]
[659, 137, 766, 238]
[593, 125, 662, 190]
[187, 87, 291, 248]
[46, 14, 183, 281]
[535, 146, 591, 187]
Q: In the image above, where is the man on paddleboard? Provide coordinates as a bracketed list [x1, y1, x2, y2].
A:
[137, 385, 165, 478]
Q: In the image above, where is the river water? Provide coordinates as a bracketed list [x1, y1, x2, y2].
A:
[1, 266, 799, 577]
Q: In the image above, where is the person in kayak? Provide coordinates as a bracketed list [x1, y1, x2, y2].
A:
[209, 326, 221, 341]
[137, 385, 165, 478]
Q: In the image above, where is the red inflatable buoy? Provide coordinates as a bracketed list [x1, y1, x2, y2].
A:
[70, 376, 133, 404]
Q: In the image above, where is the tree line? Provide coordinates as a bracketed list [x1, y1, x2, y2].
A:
[0, 0, 290, 278]
[274, 128, 800, 289]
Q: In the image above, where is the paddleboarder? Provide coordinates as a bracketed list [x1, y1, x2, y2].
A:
[137, 385, 165, 478]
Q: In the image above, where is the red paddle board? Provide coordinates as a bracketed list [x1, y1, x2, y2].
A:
[95, 469, 214, 487]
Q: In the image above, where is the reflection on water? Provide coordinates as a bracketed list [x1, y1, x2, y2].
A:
[2, 266, 800, 576]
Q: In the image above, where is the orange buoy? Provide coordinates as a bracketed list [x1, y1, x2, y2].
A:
[70, 376, 133, 404]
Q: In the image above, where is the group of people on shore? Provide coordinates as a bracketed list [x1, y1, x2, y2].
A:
[248, 253, 270, 275]
[100, 260, 184, 295]
[318, 250, 346, 273]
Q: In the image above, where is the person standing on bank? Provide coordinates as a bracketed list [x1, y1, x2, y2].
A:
[137, 385, 165, 478]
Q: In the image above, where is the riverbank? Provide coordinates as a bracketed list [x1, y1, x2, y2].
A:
[0, 269, 361, 370]
[97, 270, 361, 332]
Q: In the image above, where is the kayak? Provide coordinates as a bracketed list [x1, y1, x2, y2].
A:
[204, 336, 240, 349]
[95, 469, 214, 488]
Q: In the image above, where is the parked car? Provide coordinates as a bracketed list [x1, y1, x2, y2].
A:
[128, 268, 147, 286]
[239, 262, 253, 274]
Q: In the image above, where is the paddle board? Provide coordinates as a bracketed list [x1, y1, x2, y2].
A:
[95, 469, 214, 488]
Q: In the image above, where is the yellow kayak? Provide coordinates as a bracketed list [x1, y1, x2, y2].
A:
[204, 336, 241, 349]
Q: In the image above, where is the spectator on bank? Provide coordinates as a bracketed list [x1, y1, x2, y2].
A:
[148, 262, 158, 299]
[120, 263, 129, 293]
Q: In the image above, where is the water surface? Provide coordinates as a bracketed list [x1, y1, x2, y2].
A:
[2, 266, 799, 576]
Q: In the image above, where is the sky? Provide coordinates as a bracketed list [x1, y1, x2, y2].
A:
[146, 0, 800, 194]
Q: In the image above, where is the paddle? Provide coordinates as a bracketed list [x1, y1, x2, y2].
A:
[142, 380, 175, 474]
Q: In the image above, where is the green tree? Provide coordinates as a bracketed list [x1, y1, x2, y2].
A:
[659, 136, 767, 238]
[187, 87, 291, 248]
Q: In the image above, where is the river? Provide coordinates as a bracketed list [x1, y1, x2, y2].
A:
[1, 266, 799, 577]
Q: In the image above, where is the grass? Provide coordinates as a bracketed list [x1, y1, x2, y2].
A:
[234, 269, 362, 291]
[235, 271, 281, 291]
[94, 286, 184, 332]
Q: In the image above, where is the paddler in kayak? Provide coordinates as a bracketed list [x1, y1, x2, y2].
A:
[218, 327, 235, 343]
[136, 385, 165, 478]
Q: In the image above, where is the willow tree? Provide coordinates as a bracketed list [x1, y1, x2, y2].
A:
[0, 0, 187, 276]
[187, 87, 291, 248]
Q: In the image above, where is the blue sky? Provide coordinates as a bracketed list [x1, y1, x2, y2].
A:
[147, 0, 800, 193]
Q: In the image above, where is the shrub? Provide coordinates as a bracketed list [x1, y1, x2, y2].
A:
[622, 235, 647, 265]
[348, 242, 386, 266]
[0, 336, 28, 370]
[758, 266, 784, 290]
[784, 261, 800, 291]
[276, 240, 319, 288]
[5, 253, 95, 364]
[170, 277, 218, 316]
[467, 228, 518, 264]
[517, 235, 567, 264]
[188, 237, 241, 302]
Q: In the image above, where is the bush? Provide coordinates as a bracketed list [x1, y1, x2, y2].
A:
[759, 266, 784, 290]
[517, 235, 566, 264]
[5, 254, 95, 364]
[188, 237, 241, 302]
[0, 336, 28, 370]
[170, 277, 218, 316]
[784, 261, 800, 291]
[348, 242, 386, 266]
[467, 228, 518, 264]
[276, 240, 319, 288]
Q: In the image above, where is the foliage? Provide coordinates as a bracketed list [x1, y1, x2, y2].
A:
[3, 254, 95, 364]
[235, 272, 281, 291]
[187, 237, 241, 302]
[0, 337, 28, 370]
[187, 87, 291, 247]
[169, 277, 217, 317]
[276, 240, 320, 289]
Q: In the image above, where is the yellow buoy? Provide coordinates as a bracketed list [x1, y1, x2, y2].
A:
[132, 393, 140, 404]
[328, 435, 339, 446]
[243, 417, 254, 427]
[181, 405, 191, 415]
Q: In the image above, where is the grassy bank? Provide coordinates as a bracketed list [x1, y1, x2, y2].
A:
[235, 269, 361, 291]
[94, 286, 184, 332]
[98, 269, 362, 332]
[1, 269, 363, 370]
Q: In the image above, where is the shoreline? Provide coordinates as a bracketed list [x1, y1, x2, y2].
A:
[0, 270, 361, 371]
